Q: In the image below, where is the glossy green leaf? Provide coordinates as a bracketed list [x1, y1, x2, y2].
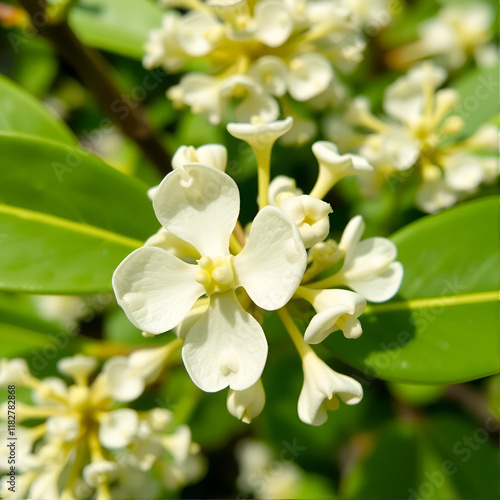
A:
[69, 0, 163, 59]
[0, 75, 75, 144]
[327, 196, 499, 383]
[0, 134, 159, 294]
[341, 413, 497, 499]
[450, 63, 499, 139]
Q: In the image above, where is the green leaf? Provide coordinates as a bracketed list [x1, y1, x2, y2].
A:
[69, 0, 163, 59]
[341, 413, 498, 499]
[0, 134, 159, 294]
[327, 196, 499, 384]
[12, 38, 58, 98]
[450, 63, 499, 139]
[0, 75, 75, 144]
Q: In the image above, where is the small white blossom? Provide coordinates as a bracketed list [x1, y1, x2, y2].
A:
[295, 288, 366, 343]
[389, 2, 494, 69]
[235, 439, 303, 499]
[278, 195, 332, 248]
[144, 0, 369, 133]
[298, 350, 362, 426]
[172, 144, 228, 171]
[0, 356, 204, 499]
[268, 175, 303, 206]
[0, 358, 31, 385]
[113, 163, 306, 392]
[227, 379, 266, 423]
[335, 215, 403, 302]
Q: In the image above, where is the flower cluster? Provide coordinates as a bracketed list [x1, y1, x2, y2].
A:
[387, 1, 495, 70]
[143, 0, 371, 139]
[113, 117, 403, 426]
[326, 61, 498, 213]
[0, 354, 204, 500]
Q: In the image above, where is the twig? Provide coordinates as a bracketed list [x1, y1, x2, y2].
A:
[16, 0, 171, 176]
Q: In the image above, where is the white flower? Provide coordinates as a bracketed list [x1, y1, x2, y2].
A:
[83, 460, 119, 488]
[176, 10, 221, 57]
[415, 3, 494, 68]
[31, 377, 68, 407]
[103, 345, 172, 402]
[287, 53, 333, 101]
[334, 215, 403, 302]
[113, 164, 306, 392]
[278, 195, 332, 248]
[227, 379, 266, 423]
[46, 416, 80, 442]
[465, 124, 498, 151]
[57, 355, 97, 384]
[172, 144, 228, 171]
[168, 73, 225, 125]
[443, 153, 485, 192]
[99, 409, 139, 449]
[32, 295, 89, 332]
[359, 127, 421, 172]
[0, 358, 30, 385]
[268, 175, 303, 206]
[298, 350, 362, 426]
[144, 0, 365, 133]
[143, 13, 187, 71]
[417, 166, 459, 213]
[383, 62, 447, 126]
[280, 116, 317, 146]
[235, 439, 303, 499]
[310, 141, 373, 199]
[251, 0, 294, 47]
[227, 116, 294, 156]
[295, 288, 366, 343]
[3, 355, 203, 499]
[248, 56, 288, 97]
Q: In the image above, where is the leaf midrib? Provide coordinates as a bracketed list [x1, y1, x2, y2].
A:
[0, 203, 144, 249]
[366, 291, 498, 314]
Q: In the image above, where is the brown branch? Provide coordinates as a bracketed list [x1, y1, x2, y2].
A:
[17, 0, 171, 176]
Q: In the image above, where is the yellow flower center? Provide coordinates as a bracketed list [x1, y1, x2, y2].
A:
[195, 256, 235, 295]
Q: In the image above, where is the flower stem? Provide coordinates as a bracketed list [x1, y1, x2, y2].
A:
[307, 273, 343, 290]
[277, 307, 312, 358]
[256, 148, 271, 210]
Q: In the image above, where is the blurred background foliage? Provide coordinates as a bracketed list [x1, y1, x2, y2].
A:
[0, 0, 498, 498]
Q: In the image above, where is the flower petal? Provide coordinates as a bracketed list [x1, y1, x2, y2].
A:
[233, 206, 306, 310]
[153, 163, 240, 257]
[338, 215, 365, 254]
[298, 351, 363, 426]
[112, 246, 204, 334]
[235, 89, 280, 123]
[103, 356, 145, 402]
[99, 409, 139, 449]
[346, 262, 404, 303]
[227, 379, 266, 424]
[304, 304, 350, 344]
[254, 0, 293, 47]
[182, 291, 268, 392]
[343, 237, 398, 276]
[248, 56, 288, 96]
[288, 53, 333, 101]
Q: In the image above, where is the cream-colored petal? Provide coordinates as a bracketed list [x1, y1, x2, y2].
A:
[182, 291, 267, 392]
[112, 246, 204, 334]
[153, 163, 240, 257]
[233, 206, 306, 310]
